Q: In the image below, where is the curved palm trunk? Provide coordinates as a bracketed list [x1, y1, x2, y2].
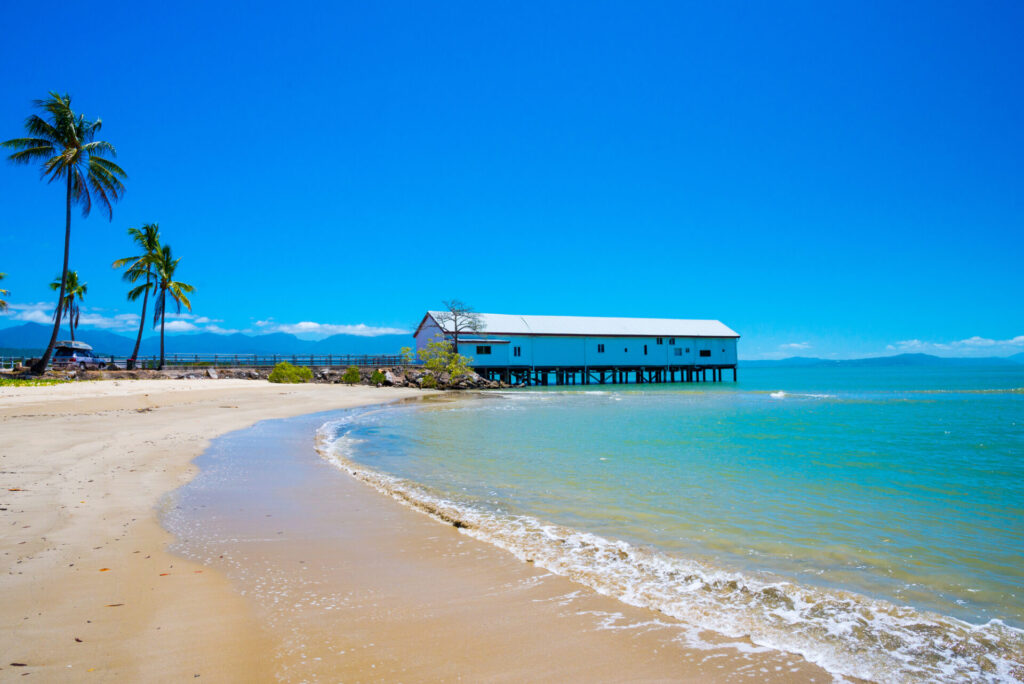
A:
[159, 289, 166, 370]
[129, 272, 151, 370]
[31, 174, 72, 374]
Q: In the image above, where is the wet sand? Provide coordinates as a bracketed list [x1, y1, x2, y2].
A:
[0, 380, 832, 682]
[0, 380, 421, 681]
[169, 404, 833, 682]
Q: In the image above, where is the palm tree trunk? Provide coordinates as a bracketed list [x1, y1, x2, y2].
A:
[31, 174, 72, 374]
[159, 291, 166, 370]
[129, 272, 150, 370]
[69, 311, 75, 342]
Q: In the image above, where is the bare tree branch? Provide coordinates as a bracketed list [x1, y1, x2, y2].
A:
[435, 299, 484, 353]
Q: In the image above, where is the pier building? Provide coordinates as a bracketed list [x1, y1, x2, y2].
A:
[413, 312, 739, 386]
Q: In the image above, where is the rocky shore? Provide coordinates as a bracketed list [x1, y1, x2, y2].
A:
[5, 364, 509, 390]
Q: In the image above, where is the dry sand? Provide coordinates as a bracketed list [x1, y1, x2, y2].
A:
[0, 379, 830, 682]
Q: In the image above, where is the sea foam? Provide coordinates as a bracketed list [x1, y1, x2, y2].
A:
[315, 412, 1024, 683]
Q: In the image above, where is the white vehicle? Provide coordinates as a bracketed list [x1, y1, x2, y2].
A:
[52, 341, 105, 370]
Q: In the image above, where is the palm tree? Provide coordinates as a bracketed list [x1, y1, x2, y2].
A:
[2, 93, 126, 373]
[49, 271, 87, 341]
[152, 245, 195, 370]
[112, 224, 161, 369]
[0, 273, 9, 312]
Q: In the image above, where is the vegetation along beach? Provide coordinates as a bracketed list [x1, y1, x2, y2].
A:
[2, 2, 1023, 682]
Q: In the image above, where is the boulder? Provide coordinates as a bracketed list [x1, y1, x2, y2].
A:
[206, 368, 219, 379]
[384, 370, 404, 386]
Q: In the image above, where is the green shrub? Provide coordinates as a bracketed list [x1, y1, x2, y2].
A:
[370, 370, 386, 385]
[342, 366, 361, 384]
[420, 374, 438, 389]
[268, 361, 312, 384]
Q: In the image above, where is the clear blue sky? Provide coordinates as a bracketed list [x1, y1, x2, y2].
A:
[1, 1, 1021, 359]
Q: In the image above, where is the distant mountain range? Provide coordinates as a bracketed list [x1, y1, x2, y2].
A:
[0, 322, 411, 357]
[742, 353, 1023, 368]
[2, 323, 1021, 367]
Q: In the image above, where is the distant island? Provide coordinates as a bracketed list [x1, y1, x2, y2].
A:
[742, 352, 1023, 368]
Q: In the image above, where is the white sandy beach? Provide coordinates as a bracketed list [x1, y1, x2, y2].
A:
[0, 379, 829, 682]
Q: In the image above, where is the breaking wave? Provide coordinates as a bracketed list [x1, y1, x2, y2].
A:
[314, 413, 1024, 683]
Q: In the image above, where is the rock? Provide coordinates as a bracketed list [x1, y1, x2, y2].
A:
[384, 370, 403, 386]
[248, 370, 259, 379]
[206, 368, 219, 379]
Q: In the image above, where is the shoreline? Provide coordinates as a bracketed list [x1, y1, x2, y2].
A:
[2, 379, 829, 681]
[166, 394, 832, 682]
[0, 380, 424, 681]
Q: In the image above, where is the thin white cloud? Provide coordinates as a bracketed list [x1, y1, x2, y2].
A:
[887, 335, 1024, 356]
[163, 320, 199, 332]
[267, 321, 409, 338]
[780, 342, 811, 351]
[0, 301, 53, 324]
[79, 312, 140, 330]
[204, 324, 242, 335]
[1, 302, 145, 331]
[2, 303, 407, 340]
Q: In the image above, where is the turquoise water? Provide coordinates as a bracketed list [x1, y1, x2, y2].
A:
[317, 366, 1024, 681]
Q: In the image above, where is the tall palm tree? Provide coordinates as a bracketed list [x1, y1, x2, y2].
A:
[0, 273, 9, 312]
[152, 245, 195, 370]
[112, 224, 161, 369]
[2, 92, 126, 373]
[49, 271, 87, 341]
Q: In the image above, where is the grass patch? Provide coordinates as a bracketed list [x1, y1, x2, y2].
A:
[0, 377, 70, 387]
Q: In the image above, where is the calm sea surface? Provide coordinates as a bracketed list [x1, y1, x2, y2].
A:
[318, 366, 1024, 682]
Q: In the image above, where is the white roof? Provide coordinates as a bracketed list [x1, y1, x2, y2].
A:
[426, 312, 739, 338]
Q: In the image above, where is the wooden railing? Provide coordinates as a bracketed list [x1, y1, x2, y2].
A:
[1, 353, 413, 370]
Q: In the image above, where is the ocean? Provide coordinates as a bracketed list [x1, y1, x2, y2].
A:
[316, 366, 1024, 682]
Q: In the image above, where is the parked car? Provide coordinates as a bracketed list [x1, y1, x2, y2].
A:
[52, 341, 106, 370]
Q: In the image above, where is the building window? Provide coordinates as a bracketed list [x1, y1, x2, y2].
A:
[476, 345, 492, 355]
[644, 345, 648, 355]
[674, 348, 682, 356]
[513, 346, 521, 358]
[669, 338, 676, 345]
[686, 348, 690, 353]
[699, 349, 711, 357]
[656, 337, 663, 345]
[597, 344, 605, 353]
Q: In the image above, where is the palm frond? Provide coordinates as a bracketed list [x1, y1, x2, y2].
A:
[7, 93, 126, 221]
[88, 171, 114, 220]
[2, 136, 54, 151]
[153, 289, 165, 326]
[22, 115, 60, 142]
[5, 145, 56, 165]
[71, 167, 92, 216]
[82, 140, 116, 158]
[112, 254, 143, 269]
[127, 281, 152, 301]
